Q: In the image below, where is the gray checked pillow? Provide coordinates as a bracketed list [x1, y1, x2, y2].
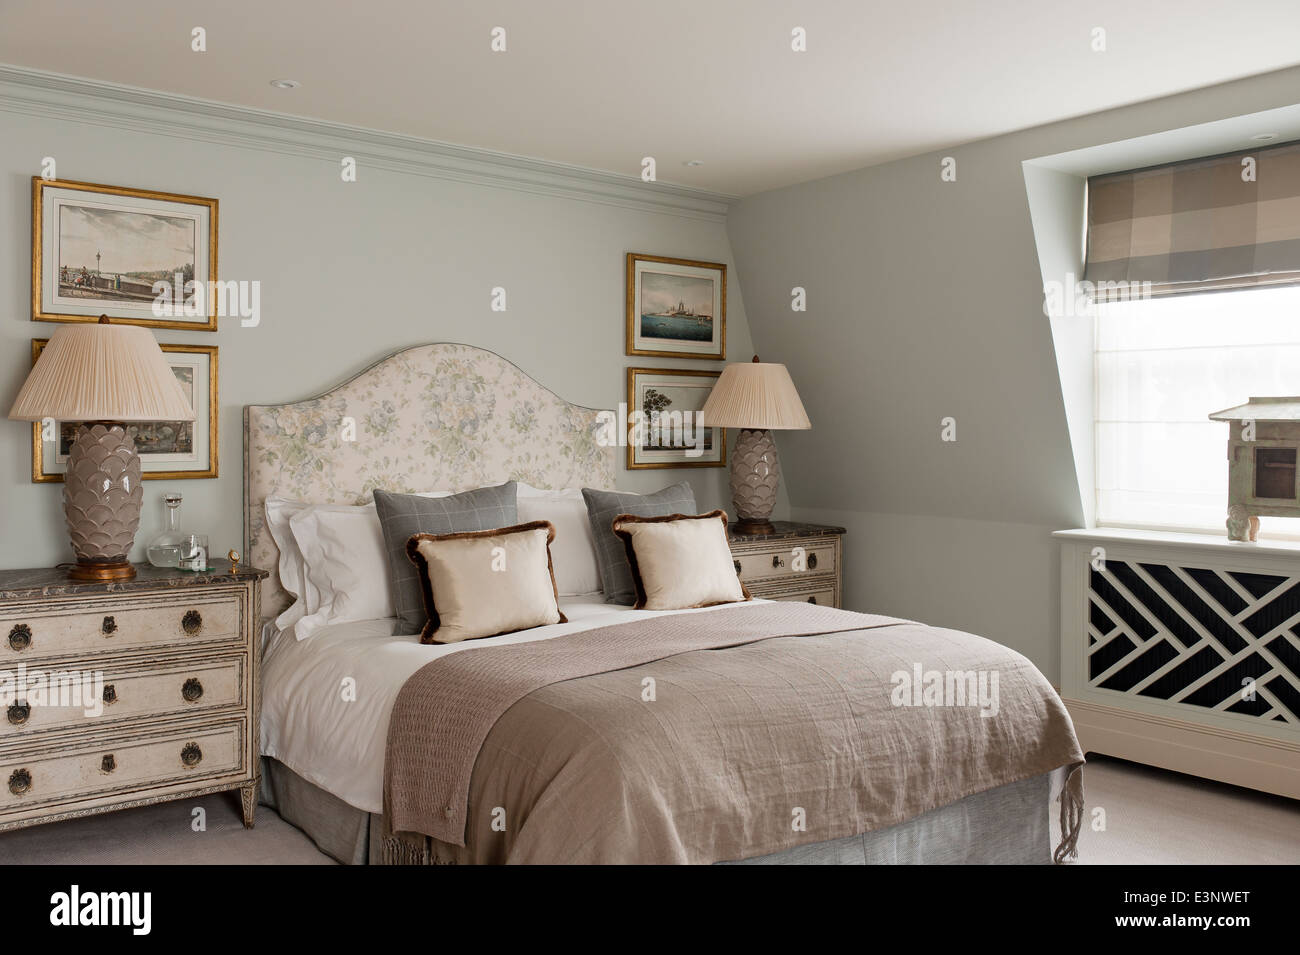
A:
[581, 482, 698, 604]
[374, 482, 518, 635]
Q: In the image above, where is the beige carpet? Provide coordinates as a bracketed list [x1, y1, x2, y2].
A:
[0, 755, 1294, 864]
[0, 791, 334, 865]
[1061, 755, 1300, 865]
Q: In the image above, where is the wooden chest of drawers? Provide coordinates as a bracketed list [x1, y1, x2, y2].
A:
[728, 521, 845, 608]
[0, 560, 266, 833]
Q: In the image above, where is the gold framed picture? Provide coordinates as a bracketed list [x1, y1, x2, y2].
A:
[626, 366, 725, 469]
[31, 340, 218, 482]
[32, 178, 219, 331]
[625, 252, 726, 360]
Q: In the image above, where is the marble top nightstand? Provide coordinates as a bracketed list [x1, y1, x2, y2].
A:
[0, 559, 267, 833]
[727, 522, 845, 608]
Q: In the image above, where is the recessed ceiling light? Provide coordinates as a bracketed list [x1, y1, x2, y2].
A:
[683, 159, 704, 167]
[269, 79, 300, 90]
[1251, 132, 1278, 142]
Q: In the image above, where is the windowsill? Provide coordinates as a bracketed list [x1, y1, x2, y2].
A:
[1053, 526, 1300, 557]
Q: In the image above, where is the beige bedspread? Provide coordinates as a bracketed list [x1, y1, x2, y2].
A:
[382, 602, 1084, 864]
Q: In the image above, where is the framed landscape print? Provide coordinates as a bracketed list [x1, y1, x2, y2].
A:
[32, 178, 219, 330]
[31, 340, 218, 482]
[626, 252, 726, 360]
[626, 367, 725, 469]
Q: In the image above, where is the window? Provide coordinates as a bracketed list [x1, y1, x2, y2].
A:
[1094, 284, 1300, 536]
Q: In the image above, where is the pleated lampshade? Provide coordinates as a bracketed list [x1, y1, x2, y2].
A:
[701, 359, 811, 430]
[8, 321, 195, 422]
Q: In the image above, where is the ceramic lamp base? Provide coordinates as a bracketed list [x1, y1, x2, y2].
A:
[730, 428, 781, 531]
[63, 423, 143, 579]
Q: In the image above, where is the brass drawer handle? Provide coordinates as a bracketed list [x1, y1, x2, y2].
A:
[182, 678, 203, 702]
[181, 610, 203, 635]
[807, 552, 818, 570]
[7, 624, 31, 651]
[6, 703, 29, 726]
[101, 754, 116, 774]
[733, 559, 742, 575]
[180, 742, 202, 767]
[772, 555, 785, 569]
[101, 615, 117, 635]
[102, 684, 117, 705]
[8, 768, 31, 796]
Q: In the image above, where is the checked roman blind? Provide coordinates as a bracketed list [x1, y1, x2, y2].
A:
[1085, 140, 1300, 301]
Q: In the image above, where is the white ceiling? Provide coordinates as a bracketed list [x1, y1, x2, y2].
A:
[3, 0, 1300, 196]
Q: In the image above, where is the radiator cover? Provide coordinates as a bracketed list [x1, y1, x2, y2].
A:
[1058, 530, 1300, 797]
[1058, 530, 1300, 760]
[1086, 559, 1300, 725]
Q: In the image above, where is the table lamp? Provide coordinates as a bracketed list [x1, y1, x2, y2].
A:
[8, 317, 195, 581]
[700, 356, 811, 535]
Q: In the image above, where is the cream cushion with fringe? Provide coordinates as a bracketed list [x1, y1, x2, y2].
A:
[612, 510, 749, 611]
[406, 521, 565, 644]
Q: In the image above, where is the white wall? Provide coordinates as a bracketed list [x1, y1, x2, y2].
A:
[0, 77, 772, 569]
[728, 64, 1300, 680]
[1022, 163, 1091, 530]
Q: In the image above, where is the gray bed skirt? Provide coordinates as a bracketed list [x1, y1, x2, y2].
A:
[262, 757, 1061, 865]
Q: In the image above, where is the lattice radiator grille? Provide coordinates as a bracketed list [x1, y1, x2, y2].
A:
[1087, 560, 1300, 724]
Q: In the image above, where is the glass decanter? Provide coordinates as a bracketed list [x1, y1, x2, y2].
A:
[146, 492, 189, 567]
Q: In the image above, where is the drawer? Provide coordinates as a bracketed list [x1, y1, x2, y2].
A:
[761, 584, 837, 607]
[0, 720, 245, 814]
[1, 655, 246, 738]
[732, 539, 838, 583]
[0, 594, 241, 661]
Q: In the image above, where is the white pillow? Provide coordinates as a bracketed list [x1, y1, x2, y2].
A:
[264, 498, 314, 630]
[266, 491, 453, 638]
[517, 484, 602, 595]
[612, 510, 749, 611]
[291, 503, 394, 639]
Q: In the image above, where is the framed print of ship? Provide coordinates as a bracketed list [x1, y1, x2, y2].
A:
[626, 252, 726, 360]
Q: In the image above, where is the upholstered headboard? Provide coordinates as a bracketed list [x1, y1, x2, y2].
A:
[244, 342, 616, 616]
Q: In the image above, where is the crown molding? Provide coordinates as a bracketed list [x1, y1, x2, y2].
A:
[0, 63, 735, 221]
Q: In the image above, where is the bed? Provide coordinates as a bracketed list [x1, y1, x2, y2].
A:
[245, 343, 1084, 865]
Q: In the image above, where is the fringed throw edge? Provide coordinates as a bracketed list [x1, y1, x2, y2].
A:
[378, 832, 433, 865]
[1052, 762, 1085, 864]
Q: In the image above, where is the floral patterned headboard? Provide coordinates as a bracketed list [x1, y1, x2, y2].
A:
[244, 342, 616, 616]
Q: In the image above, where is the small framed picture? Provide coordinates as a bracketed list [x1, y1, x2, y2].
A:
[626, 252, 726, 360]
[31, 340, 218, 482]
[626, 367, 725, 469]
[32, 178, 219, 331]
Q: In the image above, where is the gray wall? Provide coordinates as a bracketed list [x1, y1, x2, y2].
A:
[728, 65, 1300, 680]
[0, 96, 770, 570]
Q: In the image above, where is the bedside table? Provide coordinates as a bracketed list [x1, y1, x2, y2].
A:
[728, 521, 846, 608]
[0, 559, 267, 833]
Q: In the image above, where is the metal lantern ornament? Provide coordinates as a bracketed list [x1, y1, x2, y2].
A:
[1209, 397, 1300, 542]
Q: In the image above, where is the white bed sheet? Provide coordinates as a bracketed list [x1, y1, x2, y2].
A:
[260, 594, 759, 813]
